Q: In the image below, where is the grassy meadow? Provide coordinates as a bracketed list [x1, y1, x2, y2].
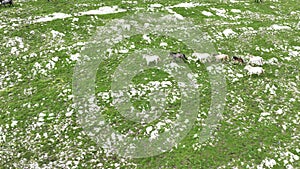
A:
[0, 0, 299, 168]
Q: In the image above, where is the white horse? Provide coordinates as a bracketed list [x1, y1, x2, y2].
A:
[249, 56, 264, 66]
[192, 53, 211, 63]
[244, 65, 264, 75]
[142, 54, 160, 65]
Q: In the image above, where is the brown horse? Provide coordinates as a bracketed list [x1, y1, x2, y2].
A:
[169, 52, 188, 61]
[232, 56, 244, 64]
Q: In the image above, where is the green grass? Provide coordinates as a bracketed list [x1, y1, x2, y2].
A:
[0, 0, 299, 168]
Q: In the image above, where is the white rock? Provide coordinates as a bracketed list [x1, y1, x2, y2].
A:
[159, 42, 168, 47]
[223, 29, 236, 37]
[11, 120, 18, 127]
[202, 11, 214, 16]
[172, 2, 199, 8]
[275, 109, 283, 115]
[231, 9, 241, 13]
[269, 24, 291, 30]
[78, 6, 126, 16]
[261, 112, 270, 116]
[146, 126, 153, 134]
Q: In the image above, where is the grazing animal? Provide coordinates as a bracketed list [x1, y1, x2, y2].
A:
[0, 0, 13, 6]
[192, 53, 211, 63]
[232, 56, 244, 64]
[213, 54, 229, 61]
[142, 54, 160, 65]
[255, 0, 263, 3]
[244, 65, 264, 75]
[169, 52, 188, 61]
[249, 55, 264, 66]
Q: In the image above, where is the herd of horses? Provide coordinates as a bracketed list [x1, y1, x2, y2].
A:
[169, 52, 245, 64]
